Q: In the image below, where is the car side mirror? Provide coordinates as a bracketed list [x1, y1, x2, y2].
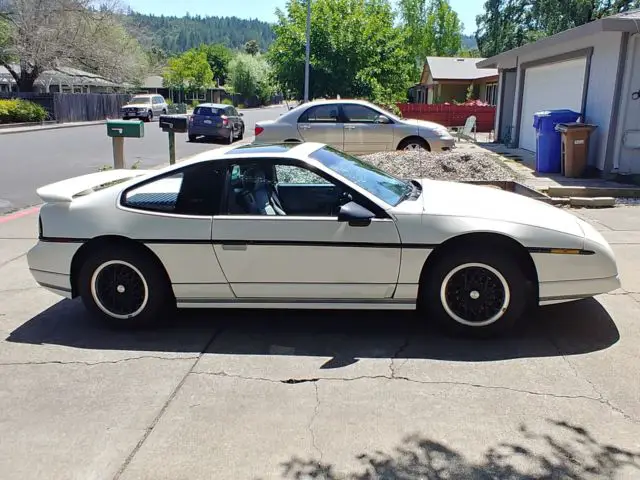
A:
[376, 115, 391, 124]
[337, 201, 374, 227]
[239, 112, 244, 117]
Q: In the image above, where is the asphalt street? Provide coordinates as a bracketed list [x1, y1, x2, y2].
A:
[0, 105, 288, 214]
[0, 205, 639, 479]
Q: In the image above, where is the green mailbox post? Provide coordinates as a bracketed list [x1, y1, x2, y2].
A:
[106, 120, 145, 169]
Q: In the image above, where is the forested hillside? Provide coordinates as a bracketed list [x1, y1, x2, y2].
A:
[461, 34, 478, 51]
[125, 12, 275, 53]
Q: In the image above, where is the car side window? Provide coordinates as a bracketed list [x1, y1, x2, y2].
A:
[226, 107, 234, 116]
[223, 160, 345, 217]
[342, 104, 381, 123]
[298, 105, 340, 123]
[122, 163, 225, 216]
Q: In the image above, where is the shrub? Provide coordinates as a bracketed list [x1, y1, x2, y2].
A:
[190, 99, 200, 109]
[221, 98, 233, 105]
[0, 99, 48, 124]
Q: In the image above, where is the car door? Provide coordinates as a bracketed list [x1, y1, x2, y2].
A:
[296, 104, 344, 150]
[212, 157, 402, 300]
[119, 161, 233, 303]
[228, 107, 242, 135]
[341, 103, 396, 154]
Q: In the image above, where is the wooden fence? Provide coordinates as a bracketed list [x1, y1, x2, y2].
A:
[0, 92, 132, 122]
[397, 103, 496, 132]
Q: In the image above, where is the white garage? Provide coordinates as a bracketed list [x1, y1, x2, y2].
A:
[518, 57, 587, 152]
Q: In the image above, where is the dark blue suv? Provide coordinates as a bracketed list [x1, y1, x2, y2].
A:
[188, 103, 245, 143]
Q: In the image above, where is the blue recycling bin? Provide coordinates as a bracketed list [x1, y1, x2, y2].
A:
[533, 109, 582, 173]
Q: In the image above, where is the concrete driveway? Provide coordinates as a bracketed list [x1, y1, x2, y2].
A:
[0, 206, 639, 479]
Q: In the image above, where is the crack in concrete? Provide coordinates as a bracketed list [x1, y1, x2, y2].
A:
[309, 383, 323, 461]
[545, 334, 640, 426]
[0, 252, 27, 270]
[192, 369, 640, 424]
[113, 326, 227, 480]
[0, 355, 201, 367]
[388, 336, 411, 379]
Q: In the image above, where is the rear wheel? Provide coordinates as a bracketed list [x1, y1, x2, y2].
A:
[188, 134, 197, 142]
[78, 246, 174, 329]
[420, 247, 529, 337]
[398, 137, 430, 151]
[227, 128, 234, 144]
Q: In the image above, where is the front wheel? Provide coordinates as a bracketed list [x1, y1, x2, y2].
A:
[398, 137, 429, 151]
[238, 125, 244, 140]
[420, 248, 529, 337]
[78, 246, 174, 329]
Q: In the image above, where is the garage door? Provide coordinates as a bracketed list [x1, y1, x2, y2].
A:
[518, 57, 587, 152]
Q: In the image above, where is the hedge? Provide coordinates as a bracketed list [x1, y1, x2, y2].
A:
[0, 99, 49, 124]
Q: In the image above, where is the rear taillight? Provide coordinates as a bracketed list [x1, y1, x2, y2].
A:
[255, 125, 264, 136]
[221, 115, 229, 126]
[189, 116, 194, 123]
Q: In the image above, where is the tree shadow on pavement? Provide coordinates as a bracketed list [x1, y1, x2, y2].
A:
[279, 419, 640, 479]
[6, 296, 620, 364]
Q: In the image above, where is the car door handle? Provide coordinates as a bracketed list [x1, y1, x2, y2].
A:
[221, 243, 247, 251]
[344, 125, 356, 130]
[299, 125, 311, 130]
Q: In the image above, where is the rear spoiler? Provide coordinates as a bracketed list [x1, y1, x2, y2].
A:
[36, 169, 147, 203]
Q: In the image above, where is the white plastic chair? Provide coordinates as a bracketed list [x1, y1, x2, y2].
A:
[449, 115, 477, 142]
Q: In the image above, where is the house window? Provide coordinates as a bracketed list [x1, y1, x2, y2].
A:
[485, 83, 498, 106]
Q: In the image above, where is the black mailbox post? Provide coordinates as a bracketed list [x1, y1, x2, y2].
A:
[159, 114, 189, 165]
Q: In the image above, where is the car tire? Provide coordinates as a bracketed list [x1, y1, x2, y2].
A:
[238, 126, 244, 140]
[398, 137, 430, 152]
[188, 134, 197, 142]
[420, 248, 529, 338]
[78, 246, 174, 329]
[146, 111, 153, 122]
[227, 128, 234, 144]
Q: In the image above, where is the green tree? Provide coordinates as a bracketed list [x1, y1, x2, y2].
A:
[398, 0, 463, 78]
[0, 0, 149, 91]
[268, 0, 413, 103]
[227, 52, 274, 103]
[244, 39, 260, 55]
[163, 48, 213, 96]
[200, 43, 232, 85]
[475, 0, 640, 58]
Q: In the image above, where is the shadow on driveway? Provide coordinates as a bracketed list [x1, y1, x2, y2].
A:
[6, 297, 619, 364]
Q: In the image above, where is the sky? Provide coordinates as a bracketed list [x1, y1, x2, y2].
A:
[124, 0, 485, 35]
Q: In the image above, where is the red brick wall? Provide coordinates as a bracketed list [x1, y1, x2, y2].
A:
[397, 104, 496, 132]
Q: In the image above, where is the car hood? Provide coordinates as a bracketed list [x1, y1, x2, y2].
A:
[123, 103, 151, 108]
[415, 179, 585, 238]
[401, 118, 446, 131]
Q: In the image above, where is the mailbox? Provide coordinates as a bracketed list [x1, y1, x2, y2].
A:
[106, 119, 144, 138]
[159, 114, 189, 133]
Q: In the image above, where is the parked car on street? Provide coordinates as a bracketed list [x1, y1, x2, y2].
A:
[254, 99, 455, 154]
[188, 103, 245, 144]
[121, 94, 168, 122]
[27, 142, 619, 337]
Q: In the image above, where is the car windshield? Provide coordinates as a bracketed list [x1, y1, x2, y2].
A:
[194, 106, 225, 116]
[310, 146, 412, 206]
[129, 96, 151, 104]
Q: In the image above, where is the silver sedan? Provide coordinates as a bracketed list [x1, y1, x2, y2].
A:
[254, 99, 455, 155]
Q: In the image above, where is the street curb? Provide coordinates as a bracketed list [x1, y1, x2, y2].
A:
[542, 186, 640, 198]
[0, 120, 107, 135]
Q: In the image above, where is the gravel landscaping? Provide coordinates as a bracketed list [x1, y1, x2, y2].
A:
[360, 150, 520, 182]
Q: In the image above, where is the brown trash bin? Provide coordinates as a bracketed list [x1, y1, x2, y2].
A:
[555, 122, 598, 178]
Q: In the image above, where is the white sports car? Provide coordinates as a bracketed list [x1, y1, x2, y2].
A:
[27, 142, 620, 336]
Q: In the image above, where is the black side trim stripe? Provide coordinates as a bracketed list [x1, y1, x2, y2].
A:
[38, 237, 594, 255]
[177, 298, 416, 305]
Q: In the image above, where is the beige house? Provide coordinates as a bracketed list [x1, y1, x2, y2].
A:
[411, 57, 499, 105]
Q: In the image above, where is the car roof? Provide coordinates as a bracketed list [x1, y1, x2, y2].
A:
[194, 103, 230, 109]
[175, 142, 327, 169]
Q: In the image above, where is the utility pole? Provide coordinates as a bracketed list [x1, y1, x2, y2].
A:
[304, 0, 311, 103]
